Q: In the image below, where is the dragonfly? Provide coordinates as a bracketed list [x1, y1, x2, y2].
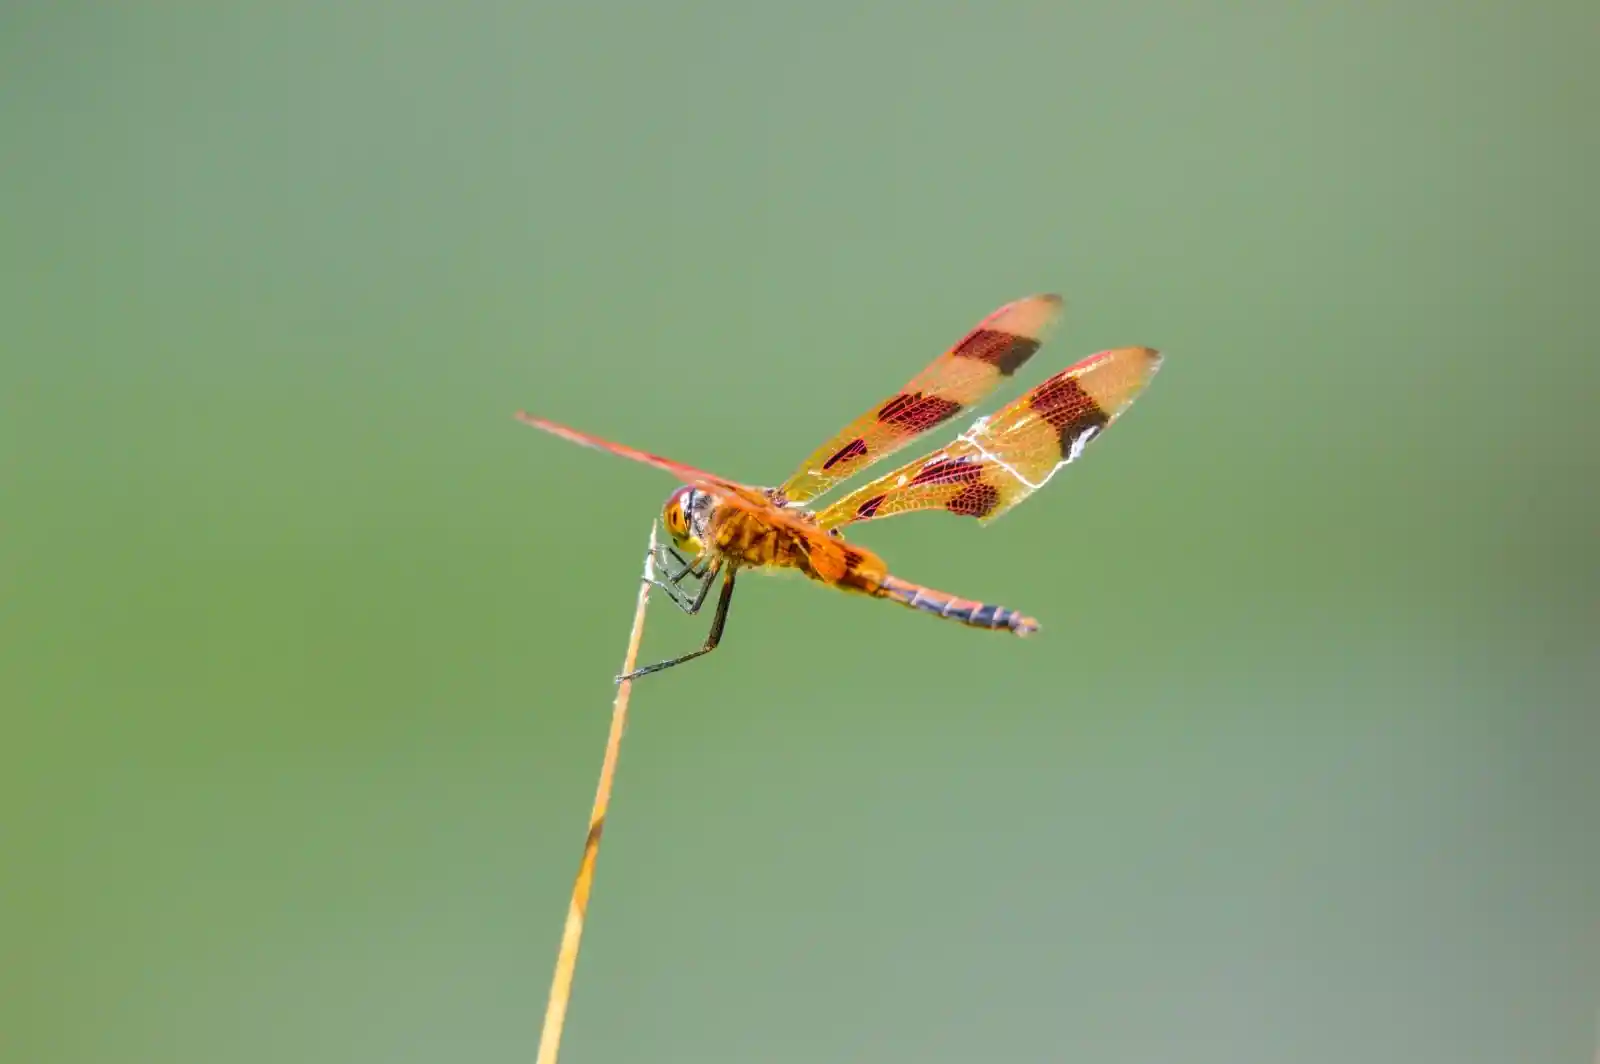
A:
[517, 293, 1162, 682]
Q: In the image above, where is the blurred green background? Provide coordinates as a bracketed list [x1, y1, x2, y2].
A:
[4, 3, 1596, 1062]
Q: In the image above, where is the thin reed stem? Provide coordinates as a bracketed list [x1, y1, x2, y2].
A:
[535, 527, 657, 1064]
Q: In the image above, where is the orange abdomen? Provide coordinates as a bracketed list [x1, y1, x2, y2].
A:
[708, 504, 1034, 636]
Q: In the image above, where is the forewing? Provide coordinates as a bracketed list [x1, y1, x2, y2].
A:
[516, 412, 762, 502]
[777, 294, 1065, 504]
[813, 346, 1163, 529]
[516, 411, 829, 540]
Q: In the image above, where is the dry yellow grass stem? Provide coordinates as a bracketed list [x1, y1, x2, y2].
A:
[535, 527, 657, 1064]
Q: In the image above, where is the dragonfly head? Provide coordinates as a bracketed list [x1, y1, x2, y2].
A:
[661, 485, 713, 558]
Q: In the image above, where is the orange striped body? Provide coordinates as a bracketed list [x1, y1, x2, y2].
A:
[706, 503, 886, 594]
[705, 499, 1038, 634]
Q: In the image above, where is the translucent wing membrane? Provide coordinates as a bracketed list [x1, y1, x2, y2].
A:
[813, 347, 1163, 529]
[515, 413, 758, 499]
[514, 412, 832, 545]
[777, 294, 1065, 505]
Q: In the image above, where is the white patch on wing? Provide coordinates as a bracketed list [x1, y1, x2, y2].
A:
[956, 421, 1101, 496]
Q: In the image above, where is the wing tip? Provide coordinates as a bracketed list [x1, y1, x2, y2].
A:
[1069, 345, 1165, 376]
[986, 292, 1066, 341]
[515, 411, 574, 438]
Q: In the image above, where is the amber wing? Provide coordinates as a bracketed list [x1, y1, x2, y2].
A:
[515, 412, 761, 498]
[776, 294, 1065, 505]
[514, 411, 839, 545]
[812, 346, 1162, 529]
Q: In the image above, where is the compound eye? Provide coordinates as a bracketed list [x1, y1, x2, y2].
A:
[666, 502, 687, 537]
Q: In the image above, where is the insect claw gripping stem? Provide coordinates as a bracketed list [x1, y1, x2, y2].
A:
[638, 533, 711, 614]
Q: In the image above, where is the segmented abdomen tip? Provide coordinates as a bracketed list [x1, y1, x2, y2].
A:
[1012, 615, 1040, 636]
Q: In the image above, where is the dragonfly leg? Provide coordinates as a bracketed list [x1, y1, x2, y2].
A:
[659, 544, 708, 585]
[644, 543, 714, 614]
[618, 566, 738, 682]
[654, 557, 719, 615]
[668, 556, 711, 588]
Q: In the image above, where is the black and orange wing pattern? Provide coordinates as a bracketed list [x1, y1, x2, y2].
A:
[812, 346, 1163, 529]
[777, 294, 1065, 505]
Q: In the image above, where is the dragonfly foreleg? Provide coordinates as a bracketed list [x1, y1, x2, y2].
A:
[644, 544, 718, 615]
[618, 566, 738, 682]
